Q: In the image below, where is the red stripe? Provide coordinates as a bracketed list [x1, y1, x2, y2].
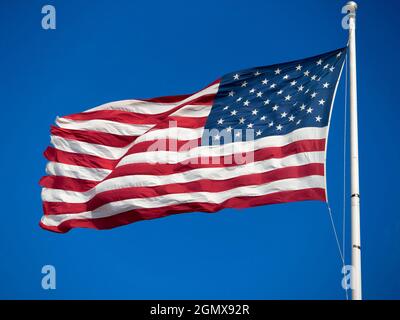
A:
[63, 110, 160, 124]
[39, 176, 98, 192]
[40, 188, 326, 233]
[152, 116, 208, 129]
[42, 163, 324, 215]
[44, 147, 117, 170]
[51, 126, 135, 148]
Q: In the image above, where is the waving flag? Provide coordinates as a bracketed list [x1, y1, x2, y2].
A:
[40, 47, 347, 233]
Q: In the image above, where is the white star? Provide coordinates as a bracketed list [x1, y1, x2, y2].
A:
[288, 115, 295, 122]
[254, 70, 261, 76]
[306, 107, 313, 113]
[256, 91, 263, 97]
[272, 105, 279, 111]
[298, 85, 304, 91]
[260, 115, 267, 121]
[233, 74, 240, 80]
[256, 130, 262, 136]
[283, 74, 289, 80]
[323, 64, 330, 69]
[268, 121, 274, 127]
[243, 100, 250, 106]
[214, 134, 220, 140]
[277, 90, 283, 95]
[217, 118, 224, 125]
[304, 70, 310, 76]
[252, 109, 258, 115]
[311, 75, 317, 81]
[296, 64, 302, 71]
[223, 105, 229, 110]
[247, 123, 253, 128]
[281, 112, 288, 118]
[311, 92, 317, 98]
[263, 99, 270, 105]
[231, 110, 237, 116]
[226, 126, 232, 132]
[318, 99, 326, 105]
[228, 91, 235, 96]
[329, 66, 335, 72]
[262, 78, 269, 85]
[239, 117, 245, 124]
[300, 104, 306, 110]
[270, 83, 277, 89]
[316, 59, 323, 65]
[235, 131, 241, 138]
[276, 124, 283, 131]
[323, 82, 330, 88]
[337, 51, 342, 58]
[285, 94, 292, 101]
[315, 116, 322, 122]
[275, 68, 281, 75]
[296, 120, 301, 125]
[290, 80, 297, 86]
[249, 88, 256, 94]
[236, 97, 242, 102]
[241, 81, 248, 87]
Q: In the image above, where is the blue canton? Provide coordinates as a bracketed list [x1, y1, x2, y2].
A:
[203, 47, 347, 144]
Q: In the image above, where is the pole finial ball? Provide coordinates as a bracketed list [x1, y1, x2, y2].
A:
[346, 1, 358, 11]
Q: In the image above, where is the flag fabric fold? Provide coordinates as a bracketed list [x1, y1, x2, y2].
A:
[40, 47, 347, 233]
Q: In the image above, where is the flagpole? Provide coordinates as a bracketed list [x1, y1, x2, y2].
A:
[346, 1, 362, 300]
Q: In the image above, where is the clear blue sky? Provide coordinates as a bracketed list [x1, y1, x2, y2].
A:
[0, 0, 399, 299]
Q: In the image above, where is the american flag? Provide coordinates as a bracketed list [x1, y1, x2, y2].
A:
[40, 47, 347, 233]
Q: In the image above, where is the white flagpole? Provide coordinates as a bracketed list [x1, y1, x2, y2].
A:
[346, 1, 362, 300]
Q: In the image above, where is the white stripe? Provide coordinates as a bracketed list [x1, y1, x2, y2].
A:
[170, 105, 212, 118]
[133, 127, 204, 144]
[42, 151, 324, 203]
[41, 175, 325, 227]
[118, 127, 327, 167]
[46, 162, 111, 181]
[86, 100, 177, 114]
[51, 135, 131, 160]
[56, 117, 154, 136]
[84, 83, 219, 114]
